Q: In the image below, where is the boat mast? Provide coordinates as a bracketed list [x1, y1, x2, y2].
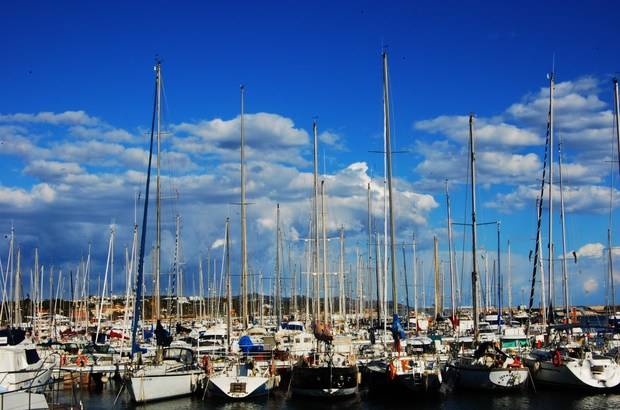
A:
[433, 236, 440, 319]
[507, 240, 512, 312]
[313, 121, 320, 322]
[547, 71, 555, 319]
[154, 61, 162, 322]
[375, 232, 382, 326]
[339, 226, 345, 320]
[14, 247, 21, 326]
[401, 245, 410, 327]
[275, 204, 282, 325]
[612, 78, 620, 312]
[175, 214, 181, 322]
[558, 135, 571, 321]
[412, 234, 418, 332]
[240, 85, 249, 329]
[321, 180, 329, 324]
[382, 51, 398, 316]
[130, 61, 158, 358]
[446, 180, 456, 319]
[95, 226, 114, 344]
[469, 114, 480, 342]
[225, 218, 232, 353]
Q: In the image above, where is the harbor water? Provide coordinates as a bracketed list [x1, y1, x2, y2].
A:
[53, 382, 620, 410]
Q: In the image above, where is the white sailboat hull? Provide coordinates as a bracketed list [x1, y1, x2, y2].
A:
[206, 374, 276, 399]
[0, 391, 48, 410]
[128, 371, 203, 403]
[529, 358, 620, 390]
[447, 364, 529, 390]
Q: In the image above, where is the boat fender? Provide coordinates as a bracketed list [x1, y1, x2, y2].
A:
[202, 355, 213, 375]
[270, 359, 276, 376]
[60, 354, 67, 367]
[552, 350, 562, 367]
[75, 354, 87, 367]
[401, 359, 411, 371]
[388, 361, 397, 381]
[508, 356, 522, 368]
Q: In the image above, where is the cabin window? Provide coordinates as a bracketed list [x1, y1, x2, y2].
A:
[25, 349, 40, 365]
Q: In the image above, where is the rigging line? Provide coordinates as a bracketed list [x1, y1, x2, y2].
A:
[527, 90, 552, 327]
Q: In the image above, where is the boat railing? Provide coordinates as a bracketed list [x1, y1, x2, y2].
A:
[0, 376, 56, 410]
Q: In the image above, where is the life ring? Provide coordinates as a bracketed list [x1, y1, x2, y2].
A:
[552, 350, 562, 367]
[388, 362, 397, 380]
[75, 354, 87, 367]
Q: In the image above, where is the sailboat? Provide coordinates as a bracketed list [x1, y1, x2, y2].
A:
[290, 121, 359, 399]
[525, 74, 620, 391]
[364, 50, 443, 396]
[126, 60, 205, 403]
[205, 87, 280, 400]
[445, 114, 529, 391]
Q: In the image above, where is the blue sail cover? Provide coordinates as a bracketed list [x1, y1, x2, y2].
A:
[391, 314, 406, 341]
[238, 335, 264, 354]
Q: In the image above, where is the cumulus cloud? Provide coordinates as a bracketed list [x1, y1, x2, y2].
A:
[0, 183, 56, 208]
[576, 243, 605, 259]
[415, 115, 542, 147]
[171, 113, 310, 165]
[0, 110, 99, 126]
[488, 184, 619, 214]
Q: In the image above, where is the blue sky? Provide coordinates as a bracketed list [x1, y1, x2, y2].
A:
[1, 1, 619, 308]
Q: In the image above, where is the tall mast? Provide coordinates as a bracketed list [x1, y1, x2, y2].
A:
[275, 204, 282, 325]
[313, 121, 321, 322]
[175, 214, 181, 322]
[469, 114, 480, 342]
[558, 136, 571, 321]
[225, 218, 232, 353]
[497, 222, 502, 333]
[401, 245, 410, 327]
[507, 240, 512, 312]
[14, 247, 21, 326]
[547, 72, 555, 318]
[446, 180, 456, 319]
[382, 51, 398, 316]
[240, 85, 249, 329]
[433, 236, 440, 319]
[339, 226, 345, 320]
[154, 60, 162, 321]
[34, 248, 39, 335]
[612, 78, 620, 312]
[321, 180, 329, 324]
[131, 61, 158, 357]
[412, 234, 418, 333]
[198, 257, 204, 320]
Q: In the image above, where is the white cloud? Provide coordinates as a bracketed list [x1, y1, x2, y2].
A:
[319, 131, 347, 151]
[171, 113, 310, 165]
[415, 115, 542, 147]
[0, 183, 56, 208]
[576, 243, 604, 259]
[24, 160, 85, 180]
[0, 110, 99, 126]
[69, 125, 137, 143]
